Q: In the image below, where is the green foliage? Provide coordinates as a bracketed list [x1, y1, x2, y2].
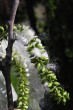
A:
[0, 24, 24, 41]
[28, 37, 37, 45]
[31, 57, 48, 65]
[27, 37, 70, 105]
[13, 24, 24, 32]
[27, 37, 45, 54]
[0, 25, 8, 40]
[12, 52, 29, 110]
[0, 26, 4, 32]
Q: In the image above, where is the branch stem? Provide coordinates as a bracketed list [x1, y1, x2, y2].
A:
[2, 0, 19, 110]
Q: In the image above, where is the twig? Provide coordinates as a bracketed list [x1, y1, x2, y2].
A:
[2, 0, 19, 110]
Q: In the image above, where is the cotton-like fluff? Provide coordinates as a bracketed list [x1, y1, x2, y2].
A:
[32, 41, 37, 46]
[35, 38, 41, 44]
[1, 40, 8, 54]
[26, 73, 30, 77]
[24, 29, 35, 41]
[2, 90, 6, 94]
[23, 62, 27, 68]
[42, 52, 49, 59]
[22, 25, 28, 30]
[32, 48, 41, 57]
[38, 43, 43, 47]
[17, 26, 36, 42]
[21, 37, 28, 45]
[11, 84, 18, 101]
[26, 68, 29, 72]
[44, 82, 48, 87]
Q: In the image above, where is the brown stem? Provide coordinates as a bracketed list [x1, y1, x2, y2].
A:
[2, 0, 19, 110]
[0, 55, 3, 71]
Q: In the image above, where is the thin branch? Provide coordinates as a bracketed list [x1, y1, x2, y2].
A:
[2, 0, 19, 110]
[0, 61, 3, 71]
[0, 55, 4, 72]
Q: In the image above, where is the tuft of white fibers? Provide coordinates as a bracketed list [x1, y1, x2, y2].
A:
[24, 29, 35, 40]
[3, 81, 6, 85]
[44, 82, 48, 87]
[32, 48, 41, 57]
[26, 73, 30, 77]
[0, 88, 3, 91]
[32, 41, 37, 46]
[25, 64, 27, 68]
[38, 43, 43, 47]
[21, 37, 28, 44]
[2, 90, 6, 94]
[42, 52, 49, 59]
[35, 38, 41, 43]
[24, 62, 27, 68]
[11, 84, 18, 101]
[22, 25, 27, 29]
[1, 40, 7, 53]
[26, 68, 29, 72]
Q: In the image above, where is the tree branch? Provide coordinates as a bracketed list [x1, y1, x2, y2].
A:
[0, 61, 4, 71]
[2, 0, 19, 110]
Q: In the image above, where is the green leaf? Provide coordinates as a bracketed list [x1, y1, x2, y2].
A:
[42, 67, 46, 72]
[48, 82, 53, 87]
[53, 82, 60, 86]
[62, 98, 66, 105]
[56, 97, 62, 104]
[13, 26, 17, 30]
[41, 76, 47, 83]
[18, 101, 22, 106]
[41, 56, 48, 61]
[37, 63, 41, 69]
[25, 90, 29, 94]
[28, 37, 37, 45]
[23, 106, 28, 109]
[35, 42, 44, 49]
[0, 26, 4, 32]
